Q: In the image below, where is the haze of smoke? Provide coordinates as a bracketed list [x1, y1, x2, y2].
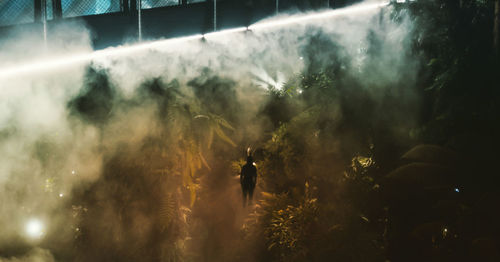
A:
[0, 1, 418, 261]
[0, 248, 55, 262]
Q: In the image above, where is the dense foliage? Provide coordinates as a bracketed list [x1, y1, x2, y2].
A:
[236, 0, 500, 261]
[3, 1, 498, 261]
[67, 1, 498, 261]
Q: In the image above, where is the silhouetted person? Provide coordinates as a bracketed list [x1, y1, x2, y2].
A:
[241, 155, 257, 207]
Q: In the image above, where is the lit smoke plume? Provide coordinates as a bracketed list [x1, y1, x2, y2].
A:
[0, 1, 417, 261]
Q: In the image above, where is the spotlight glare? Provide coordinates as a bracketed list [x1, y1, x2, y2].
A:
[248, 2, 389, 31]
[25, 218, 44, 239]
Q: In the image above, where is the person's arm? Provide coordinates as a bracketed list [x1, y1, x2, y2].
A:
[253, 168, 257, 185]
[240, 168, 244, 184]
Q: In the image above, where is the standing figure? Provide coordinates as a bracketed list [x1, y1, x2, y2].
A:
[241, 154, 257, 207]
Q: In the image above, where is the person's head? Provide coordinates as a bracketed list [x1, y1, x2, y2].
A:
[247, 155, 253, 164]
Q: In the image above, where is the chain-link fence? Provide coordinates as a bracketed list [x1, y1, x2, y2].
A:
[0, 0, 35, 26]
[2, 0, 338, 29]
[140, 0, 179, 10]
[62, 0, 121, 18]
[0, 0, 211, 27]
[46, 0, 54, 20]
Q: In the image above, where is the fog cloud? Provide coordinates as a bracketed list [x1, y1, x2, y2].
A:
[0, 1, 418, 260]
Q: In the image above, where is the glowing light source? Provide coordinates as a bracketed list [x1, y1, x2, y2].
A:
[25, 218, 44, 239]
[71, 170, 76, 175]
[455, 188, 460, 193]
[443, 227, 448, 238]
[253, 69, 286, 90]
[59, 193, 64, 197]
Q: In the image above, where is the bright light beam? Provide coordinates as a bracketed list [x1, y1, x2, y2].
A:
[0, 34, 203, 79]
[0, 1, 389, 79]
[203, 27, 248, 39]
[248, 1, 389, 31]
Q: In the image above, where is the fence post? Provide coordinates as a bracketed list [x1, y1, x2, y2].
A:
[42, 0, 47, 48]
[138, 0, 142, 41]
[213, 0, 217, 31]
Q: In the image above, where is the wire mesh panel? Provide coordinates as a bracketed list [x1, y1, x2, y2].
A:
[0, 0, 35, 27]
[140, 0, 179, 9]
[61, 0, 121, 18]
[46, 0, 54, 20]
